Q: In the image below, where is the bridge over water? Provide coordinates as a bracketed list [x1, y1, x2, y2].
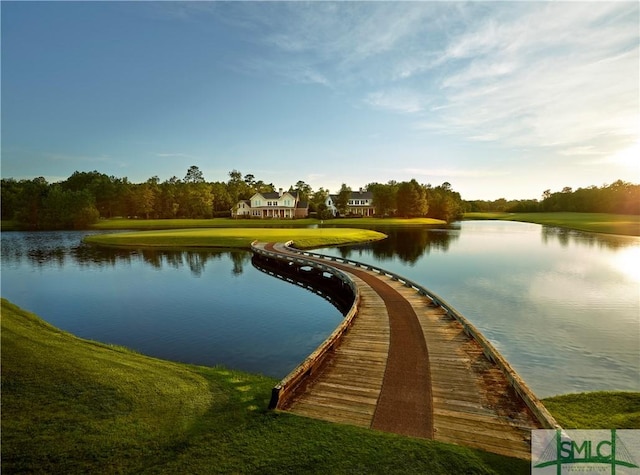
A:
[252, 241, 560, 460]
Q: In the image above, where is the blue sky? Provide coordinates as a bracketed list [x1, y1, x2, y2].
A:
[2, 1, 638, 200]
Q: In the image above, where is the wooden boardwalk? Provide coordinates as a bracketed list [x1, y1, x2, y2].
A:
[253, 242, 558, 460]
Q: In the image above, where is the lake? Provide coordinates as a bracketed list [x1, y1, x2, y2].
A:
[1, 221, 638, 397]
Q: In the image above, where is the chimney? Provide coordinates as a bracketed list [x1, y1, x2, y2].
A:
[278, 188, 283, 197]
[359, 187, 363, 194]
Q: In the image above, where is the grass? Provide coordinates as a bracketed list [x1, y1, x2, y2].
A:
[322, 217, 446, 227]
[90, 217, 446, 231]
[0, 220, 20, 231]
[464, 212, 640, 236]
[84, 227, 388, 249]
[92, 218, 320, 230]
[543, 392, 640, 429]
[1, 298, 528, 474]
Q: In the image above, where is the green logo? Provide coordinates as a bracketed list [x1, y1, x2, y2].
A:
[532, 429, 639, 474]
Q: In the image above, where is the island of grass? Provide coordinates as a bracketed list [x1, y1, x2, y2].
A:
[84, 227, 388, 249]
[464, 212, 640, 236]
[90, 217, 447, 231]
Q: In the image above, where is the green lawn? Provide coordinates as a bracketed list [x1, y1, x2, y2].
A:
[1, 298, 528, 474]
[464, 212, 640, 236]
[84, 227, 387, 249]
[92, 218, 319, 230]
[543, 392, 640, 429]
[91, 217, 446, 231]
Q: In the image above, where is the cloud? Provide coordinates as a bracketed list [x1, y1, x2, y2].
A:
[182, 2, 639, 166]
[220, 2, 446, 87]
[365, 89, 429, 114]
[394, 2, 637, 162]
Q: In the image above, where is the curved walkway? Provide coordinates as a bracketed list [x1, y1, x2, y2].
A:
[257, 242, 553, 459]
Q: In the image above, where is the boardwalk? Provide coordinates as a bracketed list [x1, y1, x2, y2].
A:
[253, 242, 558, 460]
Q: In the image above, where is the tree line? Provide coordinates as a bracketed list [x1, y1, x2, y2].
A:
[3, 167, 635, 230]
[1, 167, 465, 229]
[465, 180, 639, 215]
[326, 180, 464, 223]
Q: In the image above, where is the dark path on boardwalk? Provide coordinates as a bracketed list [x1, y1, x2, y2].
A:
[320, 255, 434, 439]
[255, 242, 559, 459]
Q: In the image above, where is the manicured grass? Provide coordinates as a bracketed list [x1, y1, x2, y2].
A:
[91, 217, 446, 231]
[543, 392, 640, 429]
[322, 217, 446, 227]
[92, 218, 320, 230]
[84, 227, 387, 249]
[464, 212, 640, 236]
[1, 298, 528, 474]
[0, 220, 20, 231]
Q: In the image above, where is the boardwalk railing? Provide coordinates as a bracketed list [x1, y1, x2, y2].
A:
[282, 243, 560, 430]
[251, 241, 361, 410]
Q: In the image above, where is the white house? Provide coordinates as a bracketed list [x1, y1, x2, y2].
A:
[326, 190, 375, 217]
[232, 189, 308, 219]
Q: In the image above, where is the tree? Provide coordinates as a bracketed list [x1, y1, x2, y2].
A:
[183, 182, 213, 218]
[211, 181, 233, 214]
[368, 181, 398, 217]
[41, 185, 99, 229]
[335, 184, 352, 216]
[244, 174, 256, 188]
[227, 170, 252, 205]
[426, 182, 463, 222]
[184, 165, 205, 184]
[14, 177, 49, 229]
[292, 180, 312, 204]
[396, 180, 428, 217]
[311, 187, 329, 208]
[1, 178, 21, 220]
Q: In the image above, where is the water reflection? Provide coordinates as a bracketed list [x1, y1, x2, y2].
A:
[1, 230, 344, 378]
[1, 231, 251, 277]
[330, 226, 460, 264]
[541, 225, 639, 250]
[315, 221, 640, 397]
[2, 223, 638, 396]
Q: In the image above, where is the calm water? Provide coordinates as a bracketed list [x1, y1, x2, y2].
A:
[316, 221, 640, 397]
[0, 230, 344, 378]
[1, 221, 639, 397]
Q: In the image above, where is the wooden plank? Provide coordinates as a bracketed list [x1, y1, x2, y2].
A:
[262, 244, 541, 460]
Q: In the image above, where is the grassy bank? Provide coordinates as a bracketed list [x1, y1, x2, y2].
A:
[2, 298, 527, 474]
[543, 392, 640, 429]
[464, 212, 640, 236]
[84, 227, 387, 249]
[90, 217, 446, 231]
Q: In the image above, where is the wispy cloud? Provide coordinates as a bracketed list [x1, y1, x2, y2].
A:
[365, 89, 430, 114]
[393, 2, 636, 162]
[219, 2, 446, 87]
[235, 1, 637, 161]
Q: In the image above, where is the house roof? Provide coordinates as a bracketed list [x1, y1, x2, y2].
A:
[259, 191, 299, 200]
[296, 201, 309, 209]
[329, 191, 374, 200]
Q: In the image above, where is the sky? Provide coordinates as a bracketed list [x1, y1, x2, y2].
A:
[1, 1, 638, 201]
